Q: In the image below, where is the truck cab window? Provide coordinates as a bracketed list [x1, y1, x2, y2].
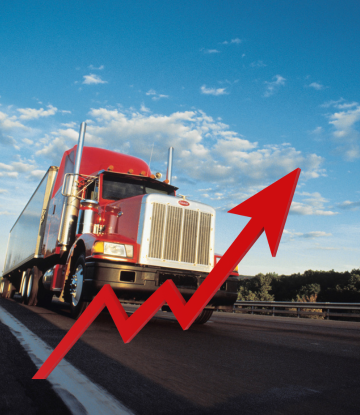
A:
[85, 179, 99, 201]
[102, 174, 173, 201]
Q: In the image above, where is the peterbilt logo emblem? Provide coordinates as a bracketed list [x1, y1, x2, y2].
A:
[178, 200, 190, 206]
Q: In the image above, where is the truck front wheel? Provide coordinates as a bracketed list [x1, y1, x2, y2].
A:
[194, 309, 213, 324]
[69, 254, 89, 319]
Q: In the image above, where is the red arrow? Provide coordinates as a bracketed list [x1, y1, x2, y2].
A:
[33, 168, 300, 379]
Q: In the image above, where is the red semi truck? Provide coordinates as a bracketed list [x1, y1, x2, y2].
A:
[1, 123, 238, 323]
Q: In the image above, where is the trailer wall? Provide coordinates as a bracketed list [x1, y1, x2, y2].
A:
[3, 167, 58, 275]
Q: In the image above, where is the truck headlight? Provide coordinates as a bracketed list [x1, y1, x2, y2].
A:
[92, 242, 133, 258]
[104, 242, 126, 257]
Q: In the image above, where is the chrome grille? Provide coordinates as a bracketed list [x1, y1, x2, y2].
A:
[148, 203, 212, 265]
[148, 203, 166, 259]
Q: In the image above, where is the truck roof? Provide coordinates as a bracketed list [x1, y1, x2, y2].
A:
[53, 146, 152, 197]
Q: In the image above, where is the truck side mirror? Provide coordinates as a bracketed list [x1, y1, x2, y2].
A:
[61, 173, 76, 197]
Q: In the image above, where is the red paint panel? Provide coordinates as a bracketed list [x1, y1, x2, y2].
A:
[51, 264, 66, 290]
[53, 146, 151, 197]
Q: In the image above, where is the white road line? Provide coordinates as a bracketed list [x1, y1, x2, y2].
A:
[0, 306, 133, 415]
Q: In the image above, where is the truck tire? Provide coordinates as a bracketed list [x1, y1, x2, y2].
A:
[0, 280, 5, 295]
[24, 267, 43, 306]
[0, 280, 7, 297]
[69, 254, 89, 319]
[194, 309, 213, 324]
[1, 280, 15, 299]
[19, 270, 30, 303]
[9, 285, 16, 299]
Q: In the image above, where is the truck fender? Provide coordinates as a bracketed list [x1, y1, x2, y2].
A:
[64, 234, 97, 280]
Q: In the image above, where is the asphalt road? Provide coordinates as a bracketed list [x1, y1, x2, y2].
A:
[1, 296, 359, 415]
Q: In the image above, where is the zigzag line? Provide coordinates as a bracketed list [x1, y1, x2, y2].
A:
[33, 218, 264, 379]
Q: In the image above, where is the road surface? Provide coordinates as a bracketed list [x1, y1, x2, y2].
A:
[0, 296, 359, 414]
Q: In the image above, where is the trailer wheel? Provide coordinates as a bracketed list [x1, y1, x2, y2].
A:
[19, 270, 29, 303]
[1, 280, 9, 298]
[69, 254, 89, 319]
[24, 267, 42, 306]
[194, 309, 213, 324]
[0, 280, 5, 295]
[1, 280, 15, 299]
[9, 285, 16, 299]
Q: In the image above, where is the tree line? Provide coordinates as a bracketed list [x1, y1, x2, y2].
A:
[238, 269, 360, 303]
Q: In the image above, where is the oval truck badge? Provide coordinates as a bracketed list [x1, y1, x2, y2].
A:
[178, 200, 190, 206]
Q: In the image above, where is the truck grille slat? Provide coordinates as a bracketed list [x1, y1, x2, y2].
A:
[148, 203, 212, 265]
[181, 210, 198, 263]
[148, 203, 166, 259]
[163, 206, 182, 261]
[198, 212, 211, 266]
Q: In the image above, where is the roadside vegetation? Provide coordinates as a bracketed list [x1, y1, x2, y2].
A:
[238, 269, 360, 303]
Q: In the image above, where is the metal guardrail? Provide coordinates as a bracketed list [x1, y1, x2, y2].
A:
[233, 301, 360, 320]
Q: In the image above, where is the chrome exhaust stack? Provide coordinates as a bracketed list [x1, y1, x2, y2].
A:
[166, 147, 174, 185]
[58, 122, 86, 254]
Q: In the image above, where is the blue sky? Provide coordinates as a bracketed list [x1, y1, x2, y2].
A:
[1, 1, 359, 275]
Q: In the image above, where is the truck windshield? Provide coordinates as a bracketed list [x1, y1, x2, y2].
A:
[102, 175, 174, 200]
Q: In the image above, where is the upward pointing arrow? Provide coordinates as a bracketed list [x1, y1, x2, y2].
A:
[33, 168, 301, 379]
[229, 167, 301, 256]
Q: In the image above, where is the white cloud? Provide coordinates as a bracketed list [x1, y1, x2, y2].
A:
[203, 49, 220, 54]
[0, 111, 28, 130]
[301, 231, 332, 238]
[17, 105, 57, 120]
[250, 60, 266, 68]
[61, 122, 77, 128]
[308, 82, 325, 90]
[264, 75, 286, 97]
[30, 169, 46, 179]
[200, 85, 228, 96]
[145, 89, 169, 101]
[0, 162, 13, 171]
[52, 107, 325, 197]
[310, 126, 323, 135]
[336, 200, 360, 211]
[88, 65, 104, 70]
[0, 189, 8, 194]
[221, 38, 242, 45]
[321, 98, 345, 108]
[328, 104, 360, 160]
[22, 138, 34, 145]
[82, 74, 108, 85]
[284, 229, 332, 239]
[312, 245, 340, 251]
[0, 159, 40, 179]
[320, 98, 359, 110]
[0, 172, 18, 178]
[337, 102, 359, 109]
[140, 103, 151, 113]
[290, 192, 338, 216]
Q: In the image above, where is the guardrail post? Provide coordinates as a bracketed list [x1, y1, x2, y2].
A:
[251, 306, 254, 315]
[297, 308, 300, 318]
[272, 306, 275, 316]
[327, 308, 330, 320]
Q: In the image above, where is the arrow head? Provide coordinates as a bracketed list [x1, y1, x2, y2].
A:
[229, 168, 301, 257]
